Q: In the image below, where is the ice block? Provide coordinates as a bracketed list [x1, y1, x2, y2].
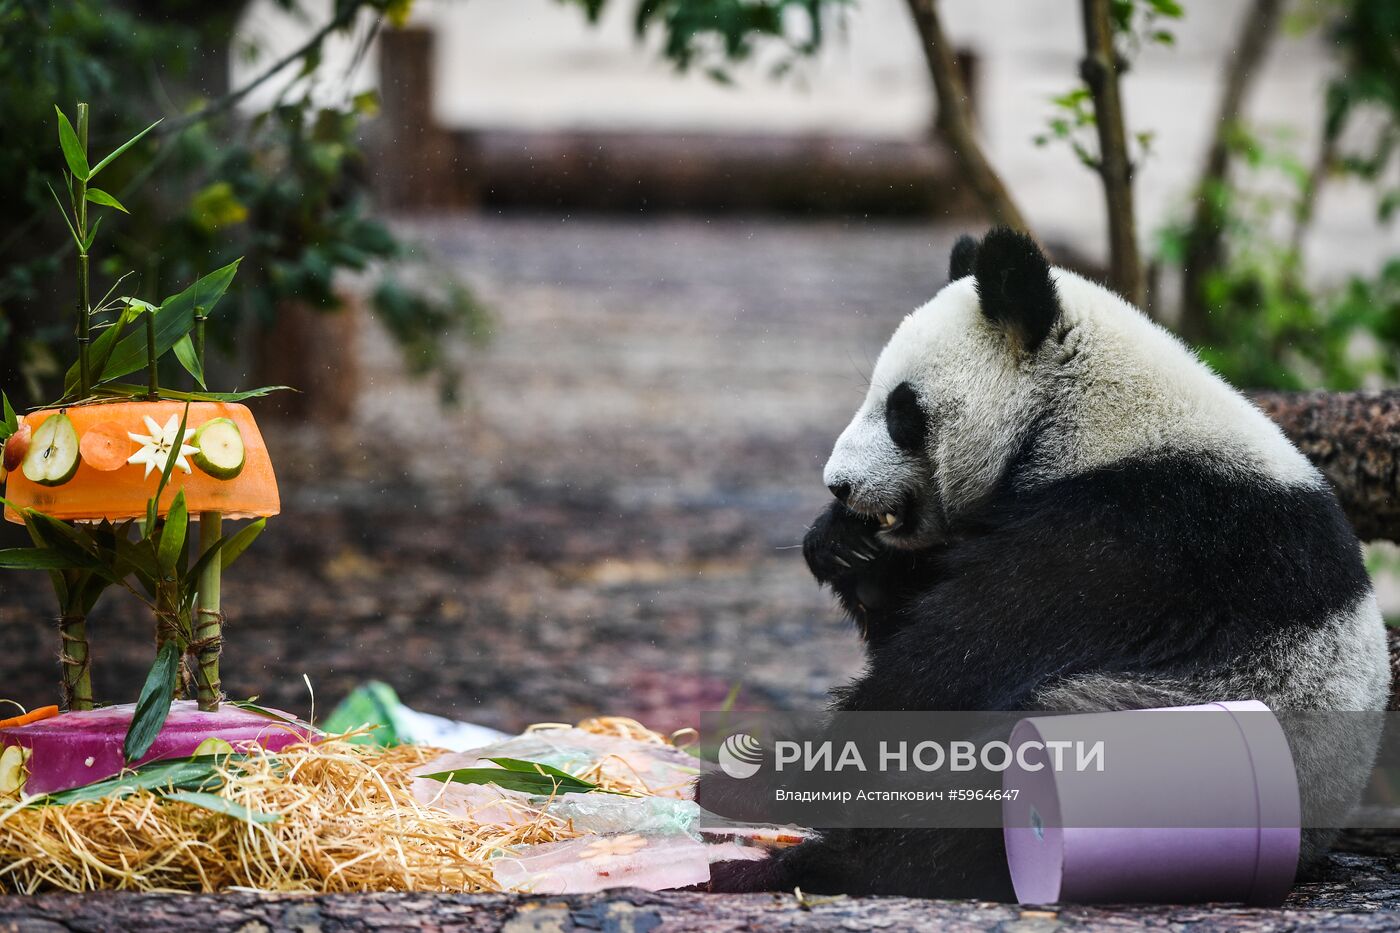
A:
[0, 700, 314, 795]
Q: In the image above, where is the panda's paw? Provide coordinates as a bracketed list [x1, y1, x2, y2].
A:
[803, 502, 883, 587]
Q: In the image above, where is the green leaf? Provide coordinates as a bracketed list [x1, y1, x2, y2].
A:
[171, 335, 206, 389]
[88, 118, 162, 179]
[35, 754, 229, 806]
[114, 532, 160, 585]
[96, 261, 241, 384]
[55, 106, 89, 181]
[0, 548, 89, 570]
[12, 504, 70, 606]
[46, 183, 83, 249]
[161, 790, 280, 824]
[484, 757, 597, 788]
[415, 767, 603, 796]
[85, 187, 127, 213]
[220, 518, 267, 571]
[66, 300, 143, 395]
[93, 384, 292, 404]
[80, 214, 103, 251]
[123, 640, 182, 762]
[1, 392, 17, 437]
[151, 404, 191, 521]
[158, 490, 188, 575]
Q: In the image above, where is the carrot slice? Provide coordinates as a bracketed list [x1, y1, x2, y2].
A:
[79, 421, 133, 472]
[0, 705, 60, 729]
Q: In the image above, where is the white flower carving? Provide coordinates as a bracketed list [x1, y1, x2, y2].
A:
[127, 414, 199, 479]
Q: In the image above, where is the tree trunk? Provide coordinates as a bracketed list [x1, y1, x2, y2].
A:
[904, 0, 1030, 233]
[1254, 390, 1400, 542]
[1179, 0, 1285, 343]
[1079, 0, 1144, 310]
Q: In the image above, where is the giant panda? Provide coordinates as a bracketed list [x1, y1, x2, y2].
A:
[707, 227, 1390, 900]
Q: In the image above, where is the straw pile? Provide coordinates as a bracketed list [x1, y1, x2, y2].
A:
[0, 718, 679, 895]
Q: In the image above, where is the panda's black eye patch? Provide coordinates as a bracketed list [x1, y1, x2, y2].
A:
[885, 382, 928, 452]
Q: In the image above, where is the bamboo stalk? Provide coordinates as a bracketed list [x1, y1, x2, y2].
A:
[76, 103, 92, 400]
[145, 306, 159, 399]
[58, 612, 92, 712]
[191, 304, 222, 711]
[194, 511, 224, 712]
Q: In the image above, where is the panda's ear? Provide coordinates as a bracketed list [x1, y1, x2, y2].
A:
[972, 227, 1060, 354]
[948, 234, 979, 280]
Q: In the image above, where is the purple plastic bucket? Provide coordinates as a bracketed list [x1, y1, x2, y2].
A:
[1003, 701, 1300, 906]
[0, 700, 313, 794]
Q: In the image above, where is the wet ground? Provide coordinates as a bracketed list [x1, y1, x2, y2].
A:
[0, 214, 960, 733]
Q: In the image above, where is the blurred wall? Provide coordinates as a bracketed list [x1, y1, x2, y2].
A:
[235, 0, 1399, 276]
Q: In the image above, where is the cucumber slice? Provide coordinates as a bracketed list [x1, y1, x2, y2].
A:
[22, 414, 81, 487]
[192, 418, 245, 479]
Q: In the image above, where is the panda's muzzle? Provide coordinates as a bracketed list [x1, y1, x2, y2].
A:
[873, 494, 918, 537]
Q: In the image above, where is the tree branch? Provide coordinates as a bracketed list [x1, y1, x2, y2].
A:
[1079, 0, 1144, 309]
[157, 1, 366, 137]
[904, 0, 1030, 233]
[1179, 0, 1285, 343]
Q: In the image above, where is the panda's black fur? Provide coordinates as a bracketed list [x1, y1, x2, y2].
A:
[705, 229, 1389, 900]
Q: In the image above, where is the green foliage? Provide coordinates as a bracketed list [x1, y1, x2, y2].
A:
[0, 0, 485, 408]
[563, 0, 851, 82]
[1158, 126, 1400, 390]
[1109, 0, 1183, 55]
[1317, 0, 1400, 222]
[1033, 0, 1175, 166]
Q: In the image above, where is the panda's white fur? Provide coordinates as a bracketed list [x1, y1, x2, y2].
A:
[825, 270, 1319, 539]
[708, 229, 1390, 900]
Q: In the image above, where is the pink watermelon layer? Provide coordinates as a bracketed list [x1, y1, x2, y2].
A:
[0, 700, 313, 794]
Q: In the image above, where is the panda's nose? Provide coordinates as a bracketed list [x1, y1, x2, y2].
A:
[828, 482, 852, 504]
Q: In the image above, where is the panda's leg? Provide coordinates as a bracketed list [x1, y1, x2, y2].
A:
[711, 675, 1222, 898]
[710, 827, 1013, 900]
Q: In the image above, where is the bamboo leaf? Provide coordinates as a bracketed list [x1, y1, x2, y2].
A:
[152, 404, 191, 515]
[93, 384, 292, 403]
[219, 518, 266, 571]
[35, 754, 228, 806]
[161, 790, 280, 824]
[84, 188, 128, 213]
[66, 300, 142, 395]
[1, 392, 16, 435]
[80, 214, 103, 251]
[15, 508, 69, 606]
[415, 767, 603, 796]
[0, 548, 89, 570]
[55, 106, 89, 181]
[171, 335, 206, 389]
[88, 118, 162, 179]
[123, 640, 182, 762]
[484, 757, 596, 788]
[157, 490, 188, 575]
[46, 183, 83, 249]
[96, 261, 241, 384]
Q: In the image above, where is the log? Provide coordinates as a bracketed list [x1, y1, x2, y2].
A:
[1254, 390, 1400, 542]
[3, 854, 1400, 933]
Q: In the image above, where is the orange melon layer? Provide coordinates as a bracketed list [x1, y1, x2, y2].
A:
[3, 401, 279, 523]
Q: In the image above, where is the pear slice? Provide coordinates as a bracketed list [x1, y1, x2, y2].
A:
[22, 414, 80, 487]
[192, 418, 246, 479]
